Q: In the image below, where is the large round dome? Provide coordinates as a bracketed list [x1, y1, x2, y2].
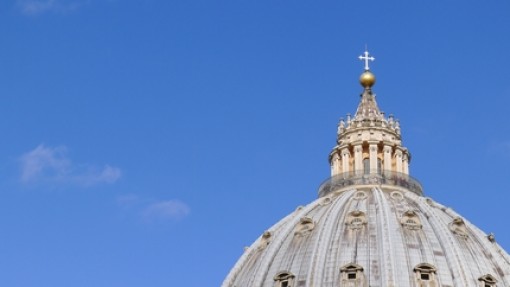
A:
[223, 184, 510, 286]
[222, 51, 510, 287]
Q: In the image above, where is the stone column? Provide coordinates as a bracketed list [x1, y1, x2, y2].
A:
[383, 145, 392, 173]
[369, 143, 378, 174]
[395, 149, 403, 173]
[330, 153, 340, 176]
[354, 145, 363, 174]
[402, 153, 409, 175]
[341, 148, 350, 174]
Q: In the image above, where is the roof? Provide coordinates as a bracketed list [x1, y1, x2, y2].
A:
[223, 186, 510, 286]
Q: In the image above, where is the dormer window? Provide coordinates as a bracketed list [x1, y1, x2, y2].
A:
[346, 211, 367, 230]
[413, 263, 437, 286]
[478, 274, 497, 287]
[401, 210, 422, 230]
[340, 263, 365, 284]
[274, 271, 295, 287]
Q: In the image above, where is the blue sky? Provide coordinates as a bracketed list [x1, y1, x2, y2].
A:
[1, 1, 510, 286]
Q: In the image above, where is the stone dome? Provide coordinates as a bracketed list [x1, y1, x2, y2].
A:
[222, 51, 510, 287]
[223, 185, 510, 286]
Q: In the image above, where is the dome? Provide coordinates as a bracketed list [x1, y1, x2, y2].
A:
[223, 185, 510, 286]
[222, 51, 510, 287]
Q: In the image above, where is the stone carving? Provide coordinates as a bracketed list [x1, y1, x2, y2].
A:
[449, 217, 469, 238]
[294, 217, 315, 237]
[258, 231, 272, 250]
[346, 210, 367, 230]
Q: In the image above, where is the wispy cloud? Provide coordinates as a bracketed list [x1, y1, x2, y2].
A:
[19, 144, 121, 186]
[17, 0, 84, 15]
[116, 194, 191, 222]
[142, 200, 191, 222]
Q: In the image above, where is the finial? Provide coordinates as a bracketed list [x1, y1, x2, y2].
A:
[358, 48, 376, 88]
[358, 49, 375, 71]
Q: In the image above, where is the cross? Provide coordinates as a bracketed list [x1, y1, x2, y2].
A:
[358, 50, 375, 71]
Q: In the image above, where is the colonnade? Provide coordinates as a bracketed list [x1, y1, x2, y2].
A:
[330, 143, 409, 177]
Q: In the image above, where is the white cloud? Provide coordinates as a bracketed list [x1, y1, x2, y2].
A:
[115, 195, 191, 222]
[19, 144, 121, 186]
[17, 0, 83, 15]
[142, 200, 191, 222]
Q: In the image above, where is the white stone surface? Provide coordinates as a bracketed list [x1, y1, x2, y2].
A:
[222, 186, 510, 286]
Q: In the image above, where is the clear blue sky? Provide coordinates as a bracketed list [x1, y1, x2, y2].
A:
[1, 1, 510, 286]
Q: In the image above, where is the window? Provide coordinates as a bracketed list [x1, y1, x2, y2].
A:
[413, 263, 437, 286]
[340, 263, 365, 284]
[352, 218, 363, 224]
[346, 211, 367, 230]
[406, 219, 418, 225]
[401, 210, 422, 230]
[274, 271, 295, 287]
[478, 274, 497, 287]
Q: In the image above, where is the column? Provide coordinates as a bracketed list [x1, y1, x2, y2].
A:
[354, 145, 363, 174]
[341, 148, 351, 174]
[402, 153, 409, 175]
[369, 143, 378, 174]
[330, 153, 339, 176]
[383, 145, 392, 173]
[395, 149, 403, 173]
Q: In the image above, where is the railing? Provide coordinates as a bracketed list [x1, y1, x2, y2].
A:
[318, 171, 423, 197]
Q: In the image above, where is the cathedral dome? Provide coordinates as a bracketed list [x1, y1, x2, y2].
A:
[222, 51, 510, 287]
[223, 185, 510, 286]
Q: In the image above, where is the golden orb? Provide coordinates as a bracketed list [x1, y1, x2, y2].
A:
[359, 71, 376, 88]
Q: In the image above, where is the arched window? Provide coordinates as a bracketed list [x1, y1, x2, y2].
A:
[413, 263, 437, 286]
[478, 274, 497, 287]
[273, 271, 295, 287]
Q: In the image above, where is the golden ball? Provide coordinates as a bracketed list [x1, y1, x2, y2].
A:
[359, 71, 376, 88]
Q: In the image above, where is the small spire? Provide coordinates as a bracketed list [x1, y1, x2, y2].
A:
[355, 49, 380, 118]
